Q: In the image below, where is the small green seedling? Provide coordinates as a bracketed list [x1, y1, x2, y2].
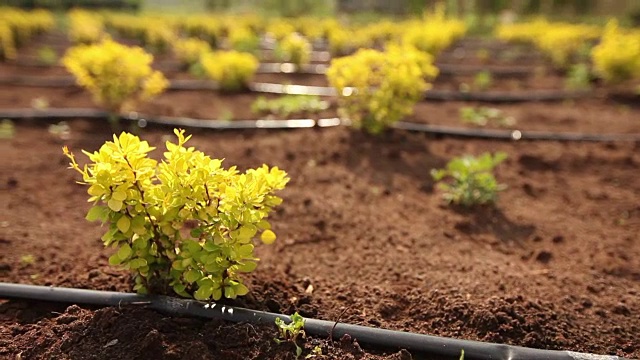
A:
[565, 63, 592, 91]
[473, 70, 493, 91]
[275, 312, 306, 359]
[460, 349, 465, 360]
[37, 46, 58, 65]
[0, 119, 15, 139]
[431, 152, 508, 206]
[460, 106, 515, 127]
[251, 95, 329, 117]
[49, 121, 71, 142]
[306, 345, 323, 359]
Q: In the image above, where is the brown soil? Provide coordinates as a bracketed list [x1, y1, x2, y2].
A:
[1, 36, 639, 360]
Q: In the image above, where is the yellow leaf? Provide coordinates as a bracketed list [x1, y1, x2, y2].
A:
[117, 216, 131, 233]
[260, 230, 276, 244]
[108, 198, 123, 212]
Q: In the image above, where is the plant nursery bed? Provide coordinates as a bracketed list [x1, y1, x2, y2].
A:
[1, 96, 640, 360]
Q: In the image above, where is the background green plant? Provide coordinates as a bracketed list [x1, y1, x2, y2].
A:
[251, 95, 329, 117]
[274, 312, 306, 359]
[64, 129, 289, 300]
[431, 152, 507, 206]
[460, 106, 515, 127]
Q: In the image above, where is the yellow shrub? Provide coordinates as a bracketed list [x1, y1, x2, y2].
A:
[327, 27, 352, 56]
[179, 16, 223, 47]
[0, 7, 55, 46]
[276, 32, 311, 67]
[496, 19, 600, 68]
[68, 9, 105, 44]
[228, 26, 259, 54]
[174, 38, 211, 66]
[592, 20, 640, 84]
[62, 39, 168, 113]
[200, 50, 259, 92]
[105, 14, 176, 53]
[0, 21, 15, 60]
[266, 19, 295, 41]
[327, 45, 438, 134]
[401, 9, 467, 56]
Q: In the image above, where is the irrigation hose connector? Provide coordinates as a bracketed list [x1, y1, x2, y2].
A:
[0, 283, 631, 360]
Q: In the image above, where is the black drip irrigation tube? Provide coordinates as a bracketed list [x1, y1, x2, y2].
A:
[2, 107, 639, 142]
[0, 283, 631, 360]
[0, 75, 595, 102]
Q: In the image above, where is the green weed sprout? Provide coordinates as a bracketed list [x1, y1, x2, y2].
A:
[473, 70, 493, 91]
[431, 152, 507, 206]
[274, 312, 306, 359]
[460, 107, 515, 127]
[63, 129, 289, 300]
[251, 95, 329, 117]
[565, 63, 592, 91]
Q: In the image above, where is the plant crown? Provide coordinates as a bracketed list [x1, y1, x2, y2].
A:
[276, 32, 312, 68]
[200, 50, 259, 92]
[62, 39, 168, 113]
[591, 20, 640, 84]
[173, 38, 212, 67]
[63, 129, 289, 300]
[431, 152, 507, 206]
[326, 45, 438, 134]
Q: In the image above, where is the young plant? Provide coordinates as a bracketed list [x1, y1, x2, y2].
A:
[274, 312, 306, 359]
[62, 39, 168, 115]
[564, 63, 592, 91]
[251, 95, 329, 117]
[326, 45, 438, 134]
[0, 119, 15, 139]
[200, 50, 259, 92]
[431, 152, 507, 207]
[37, 45, 57, 65]
[591, 20, 640, 84]
[63, 129, 289, 300]
[460, 107, 515, 127]
[228, 27, 260, 54]
[473, 70, 493, 91]
[275, 33, 312, 69]
[173, 38, 211, 68]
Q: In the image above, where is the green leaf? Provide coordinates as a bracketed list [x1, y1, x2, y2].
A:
[172, 260, 185, 270]
[234, 282, 249, 296]
[224, 286, 236, 298]
[108, 198, 123, 212]
[237, 244, 254, 257]
[256, 219, 271, 230]
[129, 258, 147, 269]
[117, 215, 131, 233]
[194, 283, 214, 300]
[131, 215, 147, 235]
[108, 253, 122, 265]
[112, 190, 127, 201]
[117, 244, 132, 261]
[184, 269, 201, 283]
[236, 261, 257, 273]
[86, 206, 108, 222]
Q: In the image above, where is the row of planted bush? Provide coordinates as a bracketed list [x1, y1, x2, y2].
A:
[65, 7, 466, 58]
[62, 36, 439, 135]
[0, 7, 55, 60]
[496, 18, 640, 86]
